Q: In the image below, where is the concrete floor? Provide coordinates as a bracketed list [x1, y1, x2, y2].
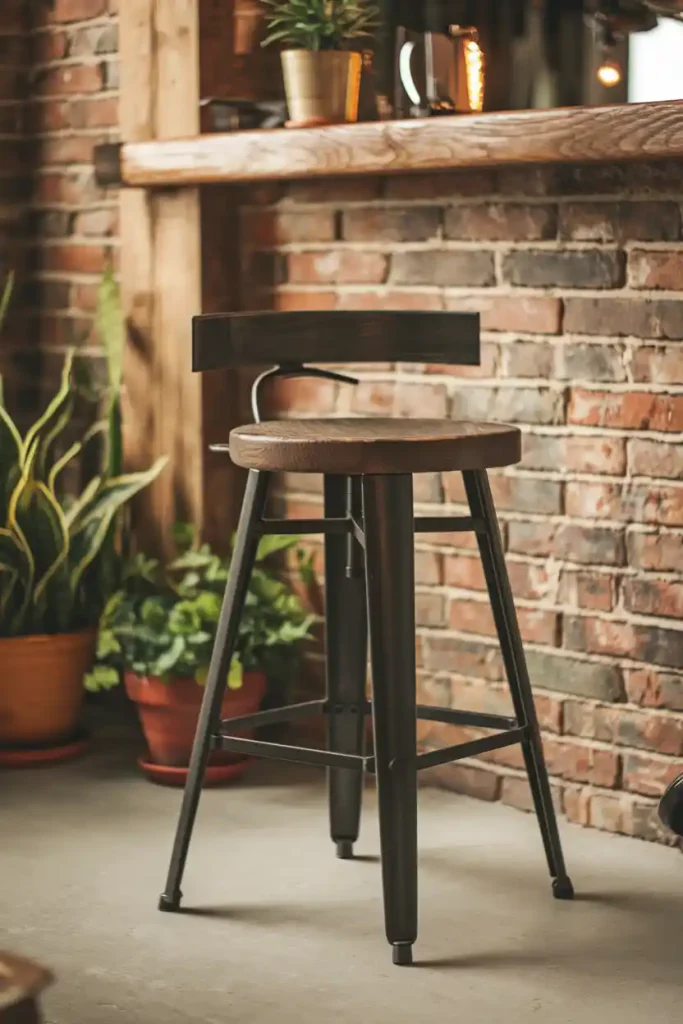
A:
[1, 728, 682, 1024]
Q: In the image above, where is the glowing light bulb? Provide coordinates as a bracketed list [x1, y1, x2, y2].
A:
[597, 59, 622, 88]
[464, 38, 484, 113]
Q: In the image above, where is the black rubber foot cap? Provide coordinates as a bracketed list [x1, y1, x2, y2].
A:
[158, 892, 182, 912]
[552, 877, 574, 901]
[392, 944, 413, 966]
[336, 840, 354, 860]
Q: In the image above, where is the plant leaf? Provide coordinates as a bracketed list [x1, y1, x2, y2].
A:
[21, 349, 75, 467]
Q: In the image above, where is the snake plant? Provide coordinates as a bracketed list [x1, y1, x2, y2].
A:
[0, 272, 167, 638]
[261, 0, 379, 51]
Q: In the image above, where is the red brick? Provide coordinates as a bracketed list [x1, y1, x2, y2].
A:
[615, 708, 683, 757]
[565, 480, 622, 521]
[568, 389, 683, 432]
[343, 206, 440, 242]
[625, 668, 683, 711]
[288, 250, 387, 285]
[565, 616, 683, 670]
[392, 250, 495, 288]
[40, 134, 97, 166]
[286, 177, 381, 203]
[500, 775, 563, 814]
[422, 635, 504, 681]
[627, 528, 683, 571]
[336, 289, 444, 311]
[563, 785, 591, 827]
[558, 201, 680, 243]
[384, 169, 496, 200]
[628, 249, 683, 290]
[42, 244, 106, 274]
[632, 345, 683, 385]
[70, 281, 98, 312]
[559, 569, 615, 612]
[446, 292, 562, 334]
[415, 592, 445, 627]
[51, 0, 107, 19]
[497, 166, 560, 197]
[564, 435, 626, 475]
[414, 549, 443, 585]
[628, 438, 683, 479]
[507, 559, 551, 601]
[503, 340, 554, 378]
[564, 297, 683, 340]
[444, 553, 486, 591]
[623, 752, 681, 797]
[274, 290, 336, 312]
[36, 63, 103, 96]
[73, 206, 118, 237]
[444, 203, 556, 241]
[502, 249, 624, 289]
[490, 474, 563, 515]
[448, 598, 557, 645]
[624, 484, 683, 527]
[68, 94, 118, 128]
[267, 375, 337, 415]
[623, 578, 683, 620]
[244, 209, 335, 246]
[544, 737, 621, 788]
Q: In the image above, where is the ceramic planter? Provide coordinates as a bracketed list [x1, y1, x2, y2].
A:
[281, 50, 362, 126]
[0, 631, 96, 764]
[125, 670, 267, 786]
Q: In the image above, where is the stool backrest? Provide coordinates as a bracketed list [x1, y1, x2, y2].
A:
[192, 311, 479, 372]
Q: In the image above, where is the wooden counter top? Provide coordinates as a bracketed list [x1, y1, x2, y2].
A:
[96, 99, 683, 189]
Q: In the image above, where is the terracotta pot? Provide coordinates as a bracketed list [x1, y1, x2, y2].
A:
[281, 50, 362, 126]
[0, 631, 96, 750]
[125, 670, 267, 769]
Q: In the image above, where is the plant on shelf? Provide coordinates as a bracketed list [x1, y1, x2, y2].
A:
[86, 524, 317, 785]
[0, 269, 167, 763]
[261, 0, 379, 126]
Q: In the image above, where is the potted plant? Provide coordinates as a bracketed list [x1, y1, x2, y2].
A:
[261, 0, 379, 126]
[86, 526, 317, 786]
[0, 272, 167, 765]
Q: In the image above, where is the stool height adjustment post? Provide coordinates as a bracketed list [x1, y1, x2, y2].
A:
[362, 474, 419, 965]
[324, 476, 368, 860]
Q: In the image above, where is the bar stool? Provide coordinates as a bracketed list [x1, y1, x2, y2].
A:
[159, 311, 573, 966]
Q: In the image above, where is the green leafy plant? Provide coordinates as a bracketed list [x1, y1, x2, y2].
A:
[86, 525, 318, 693]
[261, 0, 379, 51]
[0, 275, 167, 638]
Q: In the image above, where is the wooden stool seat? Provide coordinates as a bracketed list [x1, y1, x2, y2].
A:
[227, 418, 521, 475]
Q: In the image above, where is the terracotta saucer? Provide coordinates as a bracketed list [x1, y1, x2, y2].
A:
[0, 732, 90, 768]
[137, 756, 250, 787]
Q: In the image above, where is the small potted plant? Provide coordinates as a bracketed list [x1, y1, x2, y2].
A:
[261, 0, 379, 126]
[0, 272, 167, 764]
[86, 525, 317, 786]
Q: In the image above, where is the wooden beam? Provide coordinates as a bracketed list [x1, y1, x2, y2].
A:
[119, 0, 203, 552]
[104, 99, 683, 188]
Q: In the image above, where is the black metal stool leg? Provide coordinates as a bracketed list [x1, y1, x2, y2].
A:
[325, 476, 368, 860]
[362, 474, 418, 966]
[159, 469, 270, 911]
[463, 469, 574, 900]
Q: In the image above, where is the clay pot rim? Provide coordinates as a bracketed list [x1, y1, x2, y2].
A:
[0, 629, 96, 650]
[125, 668, 265, 685]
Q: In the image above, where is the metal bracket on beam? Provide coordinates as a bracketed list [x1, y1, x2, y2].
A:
[94, 142, 123, 187]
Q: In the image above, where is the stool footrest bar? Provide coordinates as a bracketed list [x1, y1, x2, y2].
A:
[416, 705, 517, 731]
[415, 726, 528, 772]
[214, 735, 367, 770]
[219, 699, 324, 732]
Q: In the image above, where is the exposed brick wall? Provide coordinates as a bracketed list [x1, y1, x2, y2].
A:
[6, 3, 682, 845]
[5, 0, 119, 418]
[241, 162, 683, 846]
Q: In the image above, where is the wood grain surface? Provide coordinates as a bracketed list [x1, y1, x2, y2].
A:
[113, 100, 683, 187]
[193, 310, 480, 371]
[229, 419, 521, 474]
